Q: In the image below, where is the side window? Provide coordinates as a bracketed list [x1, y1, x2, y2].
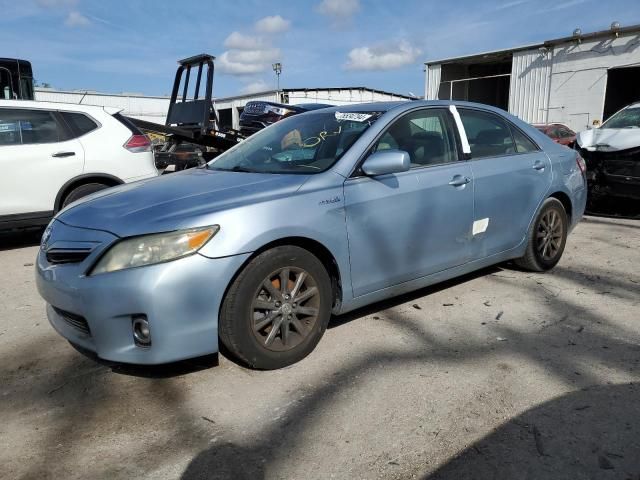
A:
[560, 127, 574, 138]
[549, 127, 562, 138]
[374, 109, 457, 167]
[0, 68, 14, 99]
[0, 109, 22, 145]
[459, 109, 515, 158]
[20, 110, 60, 144]
[510, 126, 539, 153]
[61, 112, 99, 137]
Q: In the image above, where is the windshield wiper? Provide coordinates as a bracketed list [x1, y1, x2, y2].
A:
[209, 165, 258, 173]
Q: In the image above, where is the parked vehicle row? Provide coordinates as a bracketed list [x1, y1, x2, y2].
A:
[36, 100, 587, 370]
[0, 100, 158, 230]
[575, 101, 640, 205]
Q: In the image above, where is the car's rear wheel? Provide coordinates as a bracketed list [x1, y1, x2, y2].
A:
[515, 197, 568, 272]
[61, 183, 110, 208]
[219, 246, 332, 370]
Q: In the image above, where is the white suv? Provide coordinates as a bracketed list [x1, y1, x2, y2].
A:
[0, 100, 158, 230]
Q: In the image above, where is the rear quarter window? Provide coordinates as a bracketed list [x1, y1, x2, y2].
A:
[510, 125, 539, 153]
[61, 112, 99, 137]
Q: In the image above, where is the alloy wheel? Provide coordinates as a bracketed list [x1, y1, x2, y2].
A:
[536, 208, 564, 261]
[251, 267, 321, 352]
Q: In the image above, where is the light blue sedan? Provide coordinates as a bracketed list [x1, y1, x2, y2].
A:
[36, 101, 587, 369]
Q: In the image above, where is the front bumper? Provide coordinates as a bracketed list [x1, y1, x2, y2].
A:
[36, 220, 251, 364]
[579, 146, 640, 200]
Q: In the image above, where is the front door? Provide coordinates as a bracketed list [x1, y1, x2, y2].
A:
[344, 107, 474, 298]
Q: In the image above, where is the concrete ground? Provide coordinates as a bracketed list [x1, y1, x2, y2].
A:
[1, 214, 639, 480]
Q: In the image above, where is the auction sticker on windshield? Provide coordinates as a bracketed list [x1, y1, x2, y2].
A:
[335, 112, 373, 122]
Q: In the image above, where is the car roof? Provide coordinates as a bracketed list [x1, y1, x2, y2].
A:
[311, 99, 519, 116]
[0, 99, 121, 115]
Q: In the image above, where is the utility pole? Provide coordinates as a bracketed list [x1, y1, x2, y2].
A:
[272, 63, 282, 90]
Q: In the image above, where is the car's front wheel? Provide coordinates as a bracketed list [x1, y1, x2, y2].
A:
[219, 246, 332, 370]
[515, 197, 568, 272]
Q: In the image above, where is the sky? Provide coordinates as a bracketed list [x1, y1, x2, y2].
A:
[2, 0, 640, 99]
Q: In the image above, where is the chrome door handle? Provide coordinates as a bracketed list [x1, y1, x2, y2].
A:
[449, 175, 471, 187]
[52, 151, 76, 158]
[533, 161, 545, 171]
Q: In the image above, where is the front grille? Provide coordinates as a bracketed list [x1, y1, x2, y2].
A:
[52, 306, 91, 336]
[46, 248, 91, 264]
[243, 102, 268, 114]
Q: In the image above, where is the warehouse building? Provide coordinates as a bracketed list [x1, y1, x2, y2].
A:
[424, 23, 640, 131]
[34, 88, 169, 124]
[35, 86, 412, 129]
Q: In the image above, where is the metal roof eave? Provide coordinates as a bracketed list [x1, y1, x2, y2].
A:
[424, 23, 640, 66]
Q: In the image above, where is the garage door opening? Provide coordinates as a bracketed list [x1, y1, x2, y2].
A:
[438, 58, 512, 110]
[603, 66, 640, 120]
[217, 108, 232, 129]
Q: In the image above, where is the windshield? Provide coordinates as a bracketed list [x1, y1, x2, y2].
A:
[209, 111, 382, 174]
[602, 106, 640, 129]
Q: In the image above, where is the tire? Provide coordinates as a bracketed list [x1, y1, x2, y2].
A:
[219, 246, 332, 370]
[515, 197, 568, 272]
[61, 183, 110, 208]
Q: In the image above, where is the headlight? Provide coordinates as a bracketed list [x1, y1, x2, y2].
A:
[90, 226, 219, 275]
[266, 105, 293, 116]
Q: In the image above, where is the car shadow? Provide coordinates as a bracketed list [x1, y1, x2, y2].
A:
[5, 225, 639, 478]
[0, 227, 44, 251]
[425, 382, 640, 479]
[329, 265, 502, 329]
[69, 342, 219, 378]
[586, 196, 640, 219]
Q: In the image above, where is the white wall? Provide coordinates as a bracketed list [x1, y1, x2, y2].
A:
[546, 33, 640, 131]
[286, 88, 409, 105]
[35, 88, 170, 124]
[509, 31, 640, 131]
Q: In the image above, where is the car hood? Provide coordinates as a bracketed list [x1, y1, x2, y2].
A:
[576, 128, 640, 152]
[56, 168, 310, 237]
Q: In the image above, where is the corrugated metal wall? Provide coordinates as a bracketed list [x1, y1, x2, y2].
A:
[425, 65, 441, 100]
[508, 49, 551, 124]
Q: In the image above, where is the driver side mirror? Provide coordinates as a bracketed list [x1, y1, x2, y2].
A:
[361, 149, 410, 176]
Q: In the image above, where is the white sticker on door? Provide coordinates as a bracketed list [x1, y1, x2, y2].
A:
[473, 218, 489, 236]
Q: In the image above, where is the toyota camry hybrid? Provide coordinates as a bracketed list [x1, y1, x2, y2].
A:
[36, 100, 587, 370]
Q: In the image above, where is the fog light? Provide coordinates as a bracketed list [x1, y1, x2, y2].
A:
[132, 316, 151, 347]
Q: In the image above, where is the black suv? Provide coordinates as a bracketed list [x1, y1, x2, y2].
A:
[239, 101, 331, 136]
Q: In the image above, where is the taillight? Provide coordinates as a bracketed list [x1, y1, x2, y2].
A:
[124, 134, 151, 153]
[576, 152, 587, 175]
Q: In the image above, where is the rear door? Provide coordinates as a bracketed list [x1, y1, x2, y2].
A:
[344, 107, 474, 297]
[0, 108, 84, 216]
[457, 108, 551, 259]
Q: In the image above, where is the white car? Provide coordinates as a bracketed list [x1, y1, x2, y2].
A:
[0, 100, 158, 230]
[575, 102, 640, 204]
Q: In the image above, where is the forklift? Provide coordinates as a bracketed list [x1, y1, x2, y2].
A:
[127, 54, 245, 172]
